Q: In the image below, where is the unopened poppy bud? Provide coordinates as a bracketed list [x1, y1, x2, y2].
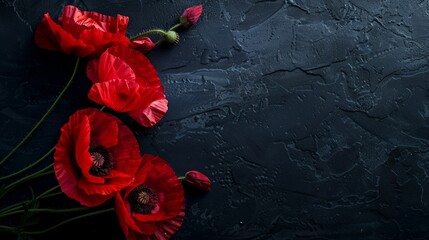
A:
[184, 170, 211, 192]
[165, 30, 180, 45]
[131, 37, 156, 53]
[179, 5, 203, 28]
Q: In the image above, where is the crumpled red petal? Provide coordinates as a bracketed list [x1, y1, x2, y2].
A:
[35, 5, 133, 57]
[106, 46, 161, 87]
[139, 205, 185, 240]
[79, 29, 131, 57]
[60, 5, 129, 37]
[88, 79, 151, 112]
[127, 98, 168, 127]
[34, 13, 95, 57]
[131, 37, 156, 54]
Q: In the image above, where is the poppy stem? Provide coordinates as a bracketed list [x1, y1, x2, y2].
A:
[0, 146, 55, 181]
[178, 176, 185, 181]
[129, 29, 168, 41]
[0, 207, 89, 219]
[0, 57, 81, 167]
[22, 207, 115, 235]
[4, 163, 54, 191]
[169, 23, 182, 31]
[0, 225, 15, 233]
[0, 185, 61, 216]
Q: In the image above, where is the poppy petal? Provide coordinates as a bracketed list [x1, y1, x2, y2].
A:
[73, 116, 105, 184]
[79, 29, 131, 57]
[148, 205, 185, 240]
[132, 37, 156, 53]
[34, 13, 95, 57]
[88, 79, 149, 112]
[86, 58, 100, 83]
[97, 48, 136, 82]
[60, 5, 129, 37]
[78, 171, 133, 196]
[106, 46, 161, 87]
[108, 126, 141, 174]
[87, 110, 119, 148]
[127, 97, 168, 127]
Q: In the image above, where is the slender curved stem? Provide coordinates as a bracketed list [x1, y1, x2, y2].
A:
[0, 225, 15, 233]
[0, 207, 89, 218]
[23, 208, 115, 235]
[129, 29, 167, 41]
[5, 164, 53, 190]
[169, 23, 182, 31]
[155, 38, 164, 45]
[0, 146, 55, 181]
[0, 57, 81, 166]
[0, 186, 61, 215]
[37, 185, 60, 199]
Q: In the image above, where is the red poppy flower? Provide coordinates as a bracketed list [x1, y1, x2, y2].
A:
[86, 45, 168, 127]
[35, 5, 131, 57]
[115, 154, 185, 240]
[179, 5, 203, 28]
[54, 108, 142, 207]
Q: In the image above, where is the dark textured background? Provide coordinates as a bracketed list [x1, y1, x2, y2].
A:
[1, 0, 429, 239]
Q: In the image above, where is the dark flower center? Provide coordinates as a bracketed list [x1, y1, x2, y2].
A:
[118, 93, 128, 101]
[129, 185, 159, 214]
[89, 145, 113, 176]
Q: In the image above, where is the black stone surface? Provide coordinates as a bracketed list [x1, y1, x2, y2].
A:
[2, 0, 429, 239]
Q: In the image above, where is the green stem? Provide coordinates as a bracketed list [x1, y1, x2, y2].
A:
[155, 38, 164, 45]
[0, 187, 61, 215]
[169, 23, 182, 31]
[0, 57, 81, 166]
[0, 225, 15, 233]
[37, 185, 60, 199]
[129, 29, 167, 41]
[0, 207, 89, 219]
[23, 208, 115, 235]
[5, 163, 54, 190]
[0, 146, 55, 181]
[178, 176, 185, 181]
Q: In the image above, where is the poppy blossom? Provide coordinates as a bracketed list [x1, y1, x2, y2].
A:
[86, 45, 168, 127]
[115, 154, 185, 240]
[54, 108, 142, 207]
[183, 170, 211, 192]
[179, 5, 203, 28]
[35, 5, 131, 57]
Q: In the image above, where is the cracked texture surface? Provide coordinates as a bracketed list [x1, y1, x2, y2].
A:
[1, 0, 429, 239]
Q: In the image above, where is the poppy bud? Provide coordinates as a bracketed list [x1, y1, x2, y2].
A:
[179, 5, 203, 28]
[165, 30, 180, 45]
[183, 170, 211, 192]
[132, 37, 156, 53]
